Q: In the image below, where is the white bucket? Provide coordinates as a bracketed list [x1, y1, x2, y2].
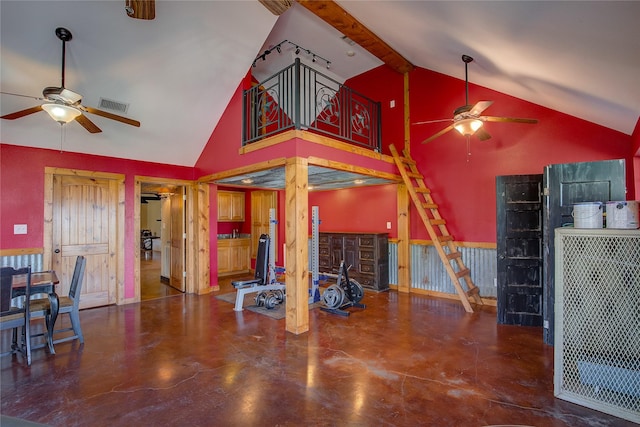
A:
[605, 201, 639, 229]
[572, 202, 603, 228]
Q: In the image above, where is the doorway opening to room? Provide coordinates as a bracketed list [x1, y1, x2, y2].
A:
[137, 179, 189, 301]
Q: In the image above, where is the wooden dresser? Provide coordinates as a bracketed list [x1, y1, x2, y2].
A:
[318, 232, 389, 292]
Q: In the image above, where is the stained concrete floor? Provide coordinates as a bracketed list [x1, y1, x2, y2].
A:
[1, 278, 634, 426]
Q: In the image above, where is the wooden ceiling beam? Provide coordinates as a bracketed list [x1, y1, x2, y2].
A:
[297, 0, 414, 74]
[259, 0, 293, 16]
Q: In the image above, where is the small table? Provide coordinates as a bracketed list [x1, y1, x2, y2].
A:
[12, 271, 60, 354]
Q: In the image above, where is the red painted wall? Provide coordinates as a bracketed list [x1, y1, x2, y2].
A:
[308, 185, 397, 235]
[632, 118, 640, 199]
[0, 144, 193, 298]
[345, 66, 636, 242]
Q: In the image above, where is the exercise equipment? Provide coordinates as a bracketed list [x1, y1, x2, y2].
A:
[231, 234, 285, 311]
[320, 260, 366, 317]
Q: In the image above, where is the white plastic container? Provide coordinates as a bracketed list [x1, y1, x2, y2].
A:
[572, 202, 603, 228]
[605, 201, 639, 229]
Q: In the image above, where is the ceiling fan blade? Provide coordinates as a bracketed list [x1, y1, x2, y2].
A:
[126, 0, 155, 20]
[1, 91, 46, 102]
[468, 101, 493, 116]
[476, 127, 491, 141]
[75, 113, 102, 133]
[82, 106, 141, 127]
[481, 116, 538, 124]
[413, 118, 452, 125]
[421, 124, 454, 144]
[1, 105, 43, 120]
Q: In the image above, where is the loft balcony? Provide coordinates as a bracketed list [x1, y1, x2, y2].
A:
[243, 58, 381, 152]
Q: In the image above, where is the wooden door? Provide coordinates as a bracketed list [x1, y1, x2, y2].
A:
[496, 174, 543, 326]
[169, 191, 185, 291]
[543, 159, 626, 344]
[251, 190, 277, 259]
[53, 175, 117, 308]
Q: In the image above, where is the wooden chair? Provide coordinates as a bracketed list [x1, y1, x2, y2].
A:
[1, 266, 32, 365]
[30, 256, 86, 346]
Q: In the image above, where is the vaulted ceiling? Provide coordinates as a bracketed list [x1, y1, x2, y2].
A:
[1, 1, 638, 167]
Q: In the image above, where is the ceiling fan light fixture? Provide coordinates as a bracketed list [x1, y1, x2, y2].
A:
[42, 103, 81, 124]
[454, 118, 483, 136]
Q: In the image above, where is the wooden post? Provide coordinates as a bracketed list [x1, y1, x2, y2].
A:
[397, 183, 411, 292]
[285, 157, 309, 334]
[196, 182, 211, 293]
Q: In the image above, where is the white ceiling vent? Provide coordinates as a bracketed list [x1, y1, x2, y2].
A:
[98, 98, 129, 114]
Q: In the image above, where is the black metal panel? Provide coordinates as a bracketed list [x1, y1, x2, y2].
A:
[542, 159, 626, 345]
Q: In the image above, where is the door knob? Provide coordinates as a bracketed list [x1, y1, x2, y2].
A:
[54, 249, 60, 253]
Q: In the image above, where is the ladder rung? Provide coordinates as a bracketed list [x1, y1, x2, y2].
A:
[401, 157, 416, 166]
[456, 268, 471, 278]
[407, 172, 423, 179]
[438, 235, 453, 243]
[422, 203, 438, 209]
[430, 219, 446, 226]
[467, 286, 480, 296]
[446, 252, 462, 260]
[414, 187, 431, 194]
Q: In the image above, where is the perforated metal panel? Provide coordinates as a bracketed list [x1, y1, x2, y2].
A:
[554, 228, 640, 423]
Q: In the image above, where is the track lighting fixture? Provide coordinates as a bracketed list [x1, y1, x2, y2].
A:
[253, 40, 331, 70]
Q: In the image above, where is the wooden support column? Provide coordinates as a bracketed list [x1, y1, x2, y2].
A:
[284, 157, 309, 334]
[397, 183, 411, 293]
[196, 182, 212, 293]
[396, 71, 411, 292]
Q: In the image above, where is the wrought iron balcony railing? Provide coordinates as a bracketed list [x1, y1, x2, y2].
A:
[243, 58, 381, 151]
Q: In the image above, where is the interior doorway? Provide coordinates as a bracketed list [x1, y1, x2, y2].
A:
[136, 179, 188, 301]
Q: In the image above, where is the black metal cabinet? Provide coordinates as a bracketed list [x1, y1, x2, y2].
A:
[319, 232, 389, 291]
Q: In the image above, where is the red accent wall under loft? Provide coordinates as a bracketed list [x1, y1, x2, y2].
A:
[0, 144, 193, 298]
[308, 185, 397, 235]
[345, 66, 635, 243]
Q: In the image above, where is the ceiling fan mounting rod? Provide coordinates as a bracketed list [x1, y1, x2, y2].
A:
[462, 54, 473, 106]
[55, 27, 72, 88]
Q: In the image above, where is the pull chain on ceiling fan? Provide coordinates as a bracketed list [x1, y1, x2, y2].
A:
[415, 54, 538, 144]
[1, 27, 140, 133]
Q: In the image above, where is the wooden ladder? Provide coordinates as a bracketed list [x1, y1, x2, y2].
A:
[390, 144, 482, 313]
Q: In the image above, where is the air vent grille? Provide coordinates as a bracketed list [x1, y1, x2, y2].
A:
[98, 98, 129, 114]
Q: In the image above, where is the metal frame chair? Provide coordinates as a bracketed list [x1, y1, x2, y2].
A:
[30, 256, 86, 346]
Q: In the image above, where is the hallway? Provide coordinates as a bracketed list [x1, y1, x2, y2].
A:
[1, 280, 633, 426]
[140, 251, 182, 301]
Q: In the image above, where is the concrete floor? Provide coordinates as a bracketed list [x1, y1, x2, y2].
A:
[1, 277, 634, 426]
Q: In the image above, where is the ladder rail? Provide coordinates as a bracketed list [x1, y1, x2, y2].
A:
[390, 144, 482, 312]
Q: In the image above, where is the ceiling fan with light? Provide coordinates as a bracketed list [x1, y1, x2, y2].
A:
[1, 27, 140, 133]
[416, 55, 538, 144]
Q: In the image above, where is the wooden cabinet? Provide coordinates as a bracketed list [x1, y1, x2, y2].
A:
[218, 191, 245, 222]
[319, 232, 389, 291]
[217, 238, 251, 276]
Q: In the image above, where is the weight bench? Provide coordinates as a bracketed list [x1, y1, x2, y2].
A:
[231, 234, 285, 311]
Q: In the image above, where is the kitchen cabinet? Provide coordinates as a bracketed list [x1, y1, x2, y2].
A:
[218, 191, 245, 222]
[319, 232, 389, 291]
[217, 238, 251, 276]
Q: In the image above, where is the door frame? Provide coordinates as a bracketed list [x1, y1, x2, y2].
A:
[134, 176, 206, 302]
[43, 167, 126, 304]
